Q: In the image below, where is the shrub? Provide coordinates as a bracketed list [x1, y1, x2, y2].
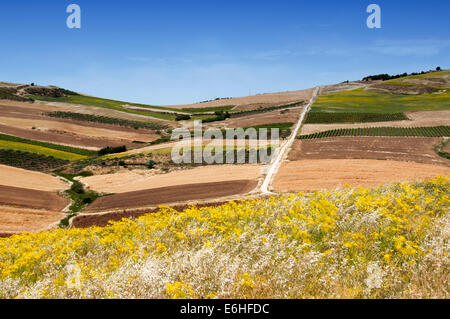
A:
[175, 114, 191, 121]
[70, 181, 85, 194]
[98, 145, 127, 156]
[146, 160, 157, 169]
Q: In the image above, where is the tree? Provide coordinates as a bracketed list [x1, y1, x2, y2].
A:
[436, 66, 442, 71]
[146, 160, 157, 169]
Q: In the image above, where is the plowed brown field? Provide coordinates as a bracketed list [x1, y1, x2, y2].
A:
[86, 179, 258, 212]
[289, 137, 449, 166]
[273, 159, 450, 193]
[0, 185, 69, 210]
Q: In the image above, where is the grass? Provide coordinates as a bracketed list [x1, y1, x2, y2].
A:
[312, 88, 450, 113]
[305, 112, 408, 124]
[298, 126, 450, 139]
[0, 176, 448, 298]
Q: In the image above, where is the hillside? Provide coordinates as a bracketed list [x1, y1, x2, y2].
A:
[0, 177, 448, 298]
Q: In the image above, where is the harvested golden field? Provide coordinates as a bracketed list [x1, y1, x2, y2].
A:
[0, 164, 68, 191]
[0, 177, 448, 298]
[80, 164, 262, 194]
[0, 206, 64, 235]
[273, 159, 450, 193]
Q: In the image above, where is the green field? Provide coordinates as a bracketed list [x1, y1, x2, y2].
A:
[298, 126, 450, 140]
[312, 88, 450, 113]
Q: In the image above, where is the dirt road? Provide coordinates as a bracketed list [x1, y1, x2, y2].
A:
[260, 87, 320, 194]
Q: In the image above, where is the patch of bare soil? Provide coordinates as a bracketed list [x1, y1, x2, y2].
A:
[80, 164, 263, 194]
[0, 164, 68, 191]
[300, 110, 450, 135]
[85, 179, 258, 212]
[273, 159, 450, 193]
[0, 206, 64, 234]
[0, 185, 69, 210]
[160, 88, 314, 110]
[289, 137, 449, 166]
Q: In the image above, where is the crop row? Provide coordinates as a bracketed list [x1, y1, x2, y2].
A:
[46, 111, 168, 130]
[298, 126, 450, 139]
[304, 112, 408, 124]
[0, 149, 69, 171]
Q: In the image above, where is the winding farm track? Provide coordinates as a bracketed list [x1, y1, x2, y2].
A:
[260, 87, 320, 194]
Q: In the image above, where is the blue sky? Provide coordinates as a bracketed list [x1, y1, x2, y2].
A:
[1, 0, 449, 105]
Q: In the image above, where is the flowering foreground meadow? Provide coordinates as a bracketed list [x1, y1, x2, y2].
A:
[0, 177, 448, 299]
